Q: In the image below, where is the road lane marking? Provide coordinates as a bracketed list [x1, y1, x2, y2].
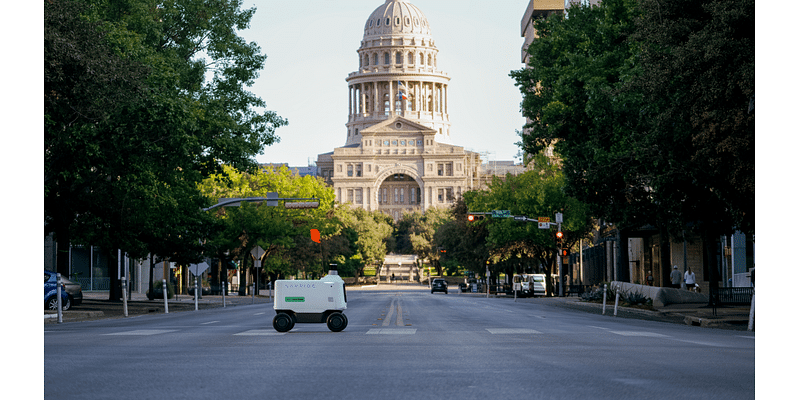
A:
[234, 330, 285, 336]
[103, 330, 177, 336]
[201, 321, 220, 325]
[487, 328, 541, 334]
[382, 296, 405, 327]
[366, 329, 416, 335]
[670, 339, 729, 347]
[609, 331, 669, 338]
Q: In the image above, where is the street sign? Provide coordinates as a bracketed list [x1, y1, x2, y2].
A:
[188, 261, 210, 276]
[492, 210, 511, 218]
[555, 213, 563, 223]
[538, 217, 551, 229]
[250, 246, 266, 261]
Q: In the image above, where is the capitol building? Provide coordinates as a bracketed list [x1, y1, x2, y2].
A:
[316, 0, 504, 220]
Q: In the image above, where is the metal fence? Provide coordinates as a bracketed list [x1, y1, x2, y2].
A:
[710, 286, 753, 305]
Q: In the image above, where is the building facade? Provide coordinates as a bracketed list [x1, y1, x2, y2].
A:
[316, 0, 482, 220]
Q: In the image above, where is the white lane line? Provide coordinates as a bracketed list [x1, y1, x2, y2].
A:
[234, 330, 285, 336]
[609, 331, 669, 338]
[366, 329, 417, 335]
[201, 321, 220, 325]
[103, 330, 178, 336]
[487, 328, 541, 334]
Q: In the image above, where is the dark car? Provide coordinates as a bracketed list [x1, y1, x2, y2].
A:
[61, 276, 83, 306]
[431, 278, 448, 294]
[44, 270, 71, 311]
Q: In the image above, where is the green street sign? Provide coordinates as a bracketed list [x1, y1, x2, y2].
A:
[492, 210, 511, 218]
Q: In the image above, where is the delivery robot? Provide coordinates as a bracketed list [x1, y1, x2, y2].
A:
[272, 265, 347, 332]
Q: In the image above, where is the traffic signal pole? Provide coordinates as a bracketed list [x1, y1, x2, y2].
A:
[557, 221, 563, 297]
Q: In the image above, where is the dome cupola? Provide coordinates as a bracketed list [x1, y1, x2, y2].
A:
[364, 0, 432, 39]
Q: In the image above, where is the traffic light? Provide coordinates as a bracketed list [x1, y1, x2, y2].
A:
[467, 214, 484, 222]
[561, 248, 568, 257]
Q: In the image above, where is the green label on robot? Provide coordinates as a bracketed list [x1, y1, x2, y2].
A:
[285, 297, 305, 302]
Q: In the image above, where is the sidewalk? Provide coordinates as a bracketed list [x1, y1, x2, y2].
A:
[44, 291, 273, 323]
[531, 296, 753, 331]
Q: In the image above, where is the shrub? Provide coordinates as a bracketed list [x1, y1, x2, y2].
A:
[147, 281, 175, 299]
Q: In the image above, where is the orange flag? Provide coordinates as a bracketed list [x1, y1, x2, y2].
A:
[310, 229, 321, 243]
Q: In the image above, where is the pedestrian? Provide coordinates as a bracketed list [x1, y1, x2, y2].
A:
[646, 271, 654, 286]
[670, 266, 681, 288]
[684, 268, 696, 291]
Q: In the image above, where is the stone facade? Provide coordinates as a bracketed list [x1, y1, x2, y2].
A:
[317, 0, 482, 220]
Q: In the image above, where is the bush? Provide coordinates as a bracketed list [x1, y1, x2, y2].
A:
[147, 281, 175, 300]
[622, 290, 648, 306]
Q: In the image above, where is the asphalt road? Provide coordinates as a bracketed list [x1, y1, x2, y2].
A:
[44, 288, 754, 399]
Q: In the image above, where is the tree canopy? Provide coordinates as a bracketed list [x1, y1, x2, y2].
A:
[44, 0, 287, 286]
[510, 0, 754, 238]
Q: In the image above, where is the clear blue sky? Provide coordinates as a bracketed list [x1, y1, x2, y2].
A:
[242, 0, 529, 167]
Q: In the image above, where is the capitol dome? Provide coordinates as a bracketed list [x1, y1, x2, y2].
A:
[364, 0, 432, 39]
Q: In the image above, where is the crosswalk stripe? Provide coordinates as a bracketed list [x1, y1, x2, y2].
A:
[367, 328, 417, 335]
[103, 330, 177, 336]
[487, 328, 541, 334]
[609, 331, 669, 338]
[234, 330, 285, 336]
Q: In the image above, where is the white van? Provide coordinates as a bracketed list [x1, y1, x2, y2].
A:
[513, 274, 547, 297]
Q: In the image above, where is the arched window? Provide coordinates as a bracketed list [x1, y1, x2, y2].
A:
[419, 53, 425, 65]
[364, 54, 369, 66]
[372, 53, 378, 65]
[384, 52, 390, 65]
[395, 52, 402, 65]
[408, 52, 414, 64]
[428, 54, 433, 66]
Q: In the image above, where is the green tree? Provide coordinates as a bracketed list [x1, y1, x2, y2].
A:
[510, 0, 754, 241]
[333, 206, 394, 277]
[461, 156, 592, 294]
[395, 209, 451, 275]
[434, 199, 490, 277]
[634, 0, 755, 237]
[44, 0, 287, 300]
[510, 0, 647, 232]
[199, 165, 335, 285]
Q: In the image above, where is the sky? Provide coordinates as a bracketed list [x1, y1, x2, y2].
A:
[241, 0, 530, 167]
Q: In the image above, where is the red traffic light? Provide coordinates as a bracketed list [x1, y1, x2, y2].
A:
[468, 214, 475, 222]
[556, 231, 564, 239]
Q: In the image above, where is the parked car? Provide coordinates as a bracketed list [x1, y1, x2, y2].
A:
[431, 278, 448, 294]
[60, 276, 83, 306]
[44, 270, 71, 311]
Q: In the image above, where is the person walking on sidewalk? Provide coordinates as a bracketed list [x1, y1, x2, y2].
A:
[670, 266, 681, 288]
[684, 268, 697, 291]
